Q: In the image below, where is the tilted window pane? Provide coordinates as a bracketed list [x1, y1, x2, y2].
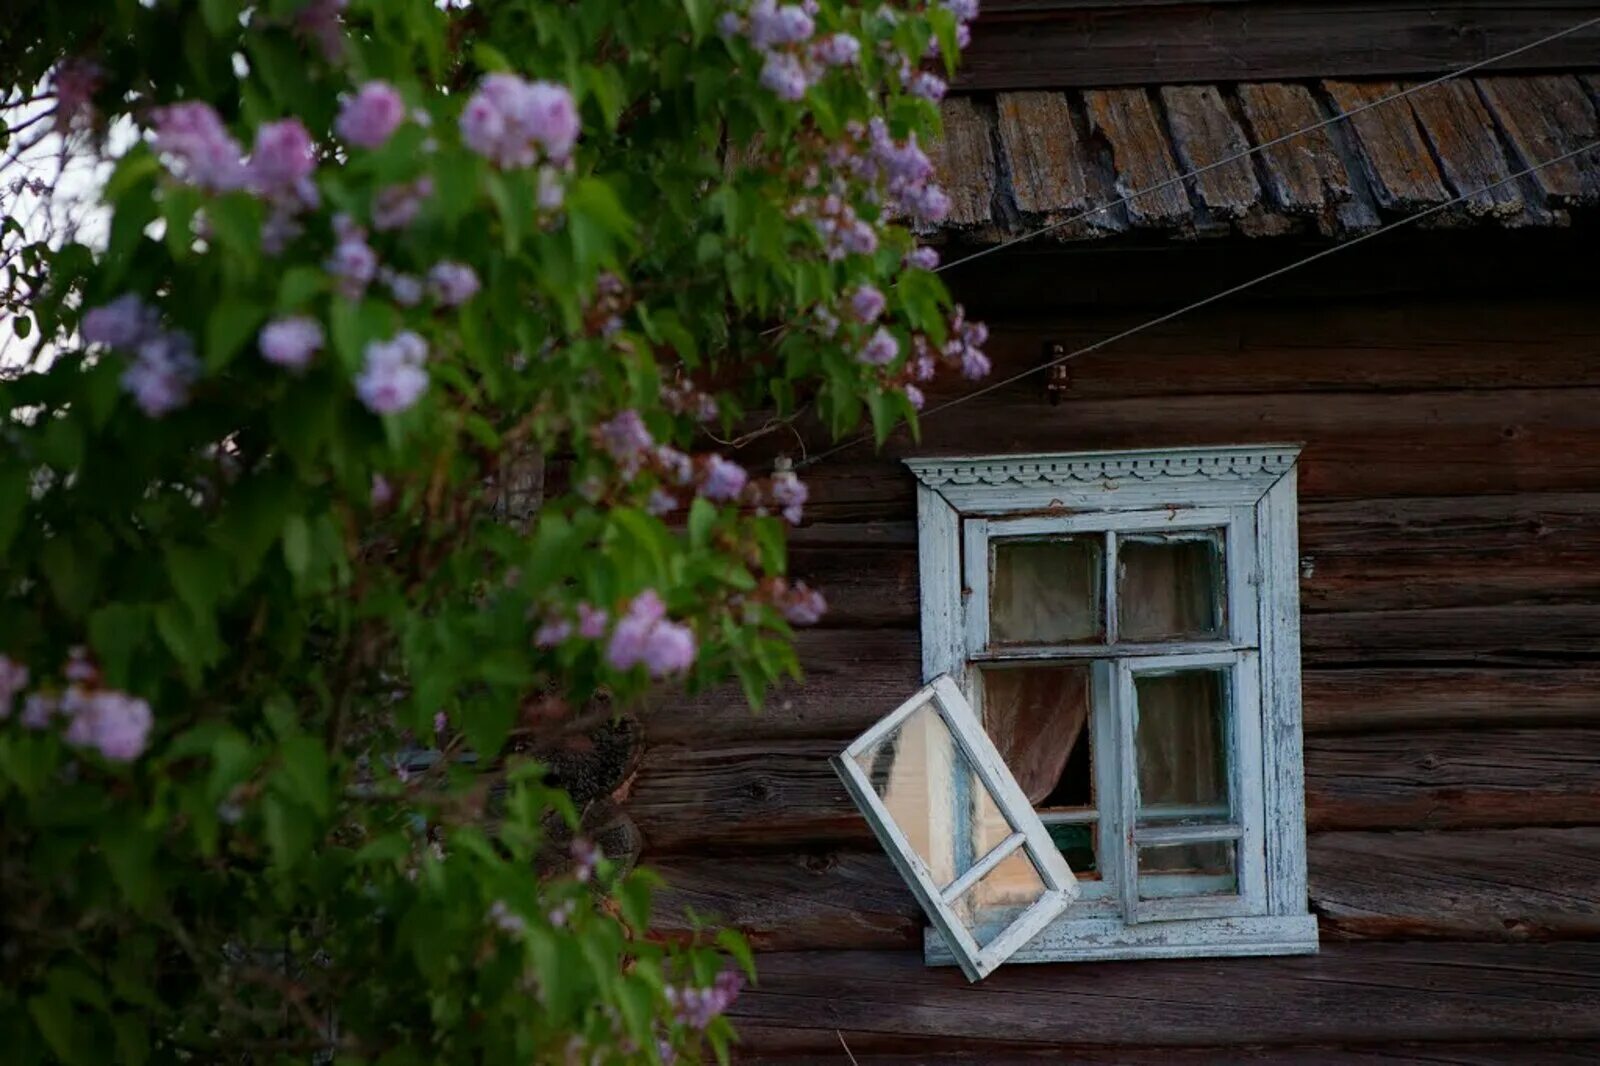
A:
[852, 701, 1016, 890]
[1134, 669, 1230, 825]
[1117, 530, 1226, 642]
[991, 536, 1105, 644]
[1137, 841, 1238, 900]
[953, 846, 1048, 946]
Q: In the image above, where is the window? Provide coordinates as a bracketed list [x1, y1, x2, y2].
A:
[868, 445, 1316, 969]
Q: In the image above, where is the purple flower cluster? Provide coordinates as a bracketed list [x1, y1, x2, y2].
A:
[905, 245, 940, 271]
[83, 295, 199, 416]
[699, 454, 748, 502]
[945, 306, 991, 379]
[848, 284, 886, 322]
[858, 326, 899, 367]
[152, 102, 247, 192]
[571, 838, 599, 883]
[487, 900, 526, 936]
[725, 2, 862, 101]
[3, 650, 154, 762]
[781, 581, 828, 626]
[295, 0, 348, 62]
[808, 193, 878, 261]
[768, 470, 808, 525]
[51, 58, 101, 133]
[907, 71, 948, 101]
[427, 261, 480, 306]
[336, 82, 406, 149]
[606, 591, 697, 678]
[597, 409, 654, 474]
[864, 118, 950, 223]
[327, 214, 378, 300]
[459, 74, 579, 169]
[372, 176, 433, 231]
[250, 119, 319, 210]
[665, 970, 745, 1029]
[258, 315, 325, 371]
[355, 330, 429, 414]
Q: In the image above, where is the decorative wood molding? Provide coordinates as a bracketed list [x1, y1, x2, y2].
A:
[907, 445, 1302, 514]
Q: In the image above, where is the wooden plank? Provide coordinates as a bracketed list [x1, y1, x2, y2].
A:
[993, 91, 1123, 237]
[933, 97, 998, 230]
[630, 726, 1600, 852]
[728, 943, 1600, 1046]
[1080, 88, 1191, 227]
[1322, 81, 1451, 212]
[1158, 85, 1268, 222]
[1311, 827, 1600, 941]
[650, 827, 1600, 951]
[1477, 75, 1600, 205]
[1305, 726, 1600, 831]
[1301, 668, 1600, 733]
[735, 1034, 1600, 1064]
[953, 3, 1600, 91]
[1233, 81, 1377, 235]
[1303, 605, 1600, 667]
[1406, 80, 1528, 220]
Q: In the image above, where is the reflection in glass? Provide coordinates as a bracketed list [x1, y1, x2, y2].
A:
[991, 536, 1104, 644]
[953, 846, 1048, 946]
[1137, 841, 1238, 899]
[851, 701, 1014, 890]
[1134, 669, 1229, 825]
[1118, 531, 1225, 642]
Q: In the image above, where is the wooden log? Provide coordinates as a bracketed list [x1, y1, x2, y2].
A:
[1305, 727, 1600, 831]
[650, 827, 1600, 951]
[953, 2, 1600, 90]
[735, 1032, 1600, 1064]
[933, 97, 999, 231]
[1081, 88, 1191, 228]
[1322, 81, 1451, 212]
[1303, 605, 1600, 667]
[629, 726, 1600, 852]
[1405, 80, 1528, 220]
[993, 91, 1123, 238]
[727, 943, 1600, 1046]
[1476, 75, 1600, 205]
[1232, 81, 1379, 235]
[1301, 668, 1600, 733]
[1157, 85, 1267, 222]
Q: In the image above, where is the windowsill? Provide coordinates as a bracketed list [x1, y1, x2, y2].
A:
[924, 914, 1319, 966]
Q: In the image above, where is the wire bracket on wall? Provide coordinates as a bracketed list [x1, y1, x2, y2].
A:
[1044, 343, 1070, 405]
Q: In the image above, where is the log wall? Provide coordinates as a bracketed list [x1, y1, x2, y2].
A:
[635, 285, 1600, 1060]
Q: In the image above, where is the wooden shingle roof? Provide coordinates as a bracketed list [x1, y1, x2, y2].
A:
[930, 73, 1600, 244]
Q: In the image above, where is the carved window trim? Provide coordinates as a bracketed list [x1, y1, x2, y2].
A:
[908, 445, 1318, 965]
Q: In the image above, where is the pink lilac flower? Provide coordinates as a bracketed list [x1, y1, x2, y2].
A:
[459, 74, 579, 169]
[647, 489, 678, 516]
[152, 102, 246, 192]
[607, 590, 696, 676]
[907, 72, 948, 101]
[536, 166, 565, 210]
[258, 315, 324, 370]
[122, 332, 200, 417]
[642, 621, 696, 677]
[571, 838, 599, 882]
[52, 58, 101, 133]
[904, 383, 926, 409]
[759, 52, 811, 101]
[434, 710, 448, 736]
[598, 410, 653, 469]
[427, 261, 480, 306]
[261, 209, 303, 255]
[666, 970, 745, 1029]
[700, 455, 748, 502]
[547, 900, 576, 928]
[295, 0, 348, 61]
[839, 218, 878, 256]
[906, 245, 940, 270]
[21, 693, 57, 729]
[487, 900, 526, 936]
[859, 327, 899, 367]
[83, 294, 159, 349]
[945, 0, 980, 20]
[355, 331, 429, 415]
[326, 231, 377, 300]
[336, 81, 406, 149]
[576, 603, 608, 640]
[378, 269, 423, 307]
[534, 617, 573, 647]
[371, 474, 394, 507]
[64, 647, 96, 684]
[372, 176, 433, 231]
[0, 655, 28, 719]
[63, 689, 154, 762]
[748, 2, 814, 48]
[812, 33, 861, 66]
[848, 285, 886, 322]
[783, 583, 828, 626]
[769, 470, 808, 525]
[248, 119, 318, 209]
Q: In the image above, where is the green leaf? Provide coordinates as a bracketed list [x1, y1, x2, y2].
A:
[0, 463, 29, 554]
[27, 991, 83, 1065]
[160, 185, 202, 258]
[200, 0, 239, 36]
[203, 298, 267, 371]
[688, 497, 716, 550]
[681, 0, 712, 40]
[276, 735, 331, 818]
[166, 544, 231, 619]
[263, 794, 314, 870]
[13, 314, 31, 338]
[276, 265, 326, 310]
[716, 928, 757, 980]
[88, 604, 149, 688]
[102, 823, 158, 910]
[281, 513, 312, 579]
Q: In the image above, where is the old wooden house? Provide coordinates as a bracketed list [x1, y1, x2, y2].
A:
[627, 3, 1600, 1060]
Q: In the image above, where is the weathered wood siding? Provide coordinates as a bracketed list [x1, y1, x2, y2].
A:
[635, 288, 1600, 1059]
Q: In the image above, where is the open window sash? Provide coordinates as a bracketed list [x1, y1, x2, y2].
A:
[832, 676, 1079, 981]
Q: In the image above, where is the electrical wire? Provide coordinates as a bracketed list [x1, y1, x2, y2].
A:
[933, 14, 1600, 275]
[794, 138, 1600, 472]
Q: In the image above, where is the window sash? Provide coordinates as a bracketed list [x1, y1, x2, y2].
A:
[832, 675, 1079, 981]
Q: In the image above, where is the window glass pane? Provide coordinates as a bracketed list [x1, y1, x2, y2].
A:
[1137, 841, 1238, 899]
[852, 701, 1015, 889]
[981, 665, 1091, 807]
[953, 846, 1048, 946]
[1117, 530, 1225, 642]
[991, 536, 1104, 644]
[1045, 821, 1098, 878]
[1134, 669, 1229, 826]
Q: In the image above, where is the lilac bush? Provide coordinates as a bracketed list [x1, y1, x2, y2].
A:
[0, 0, 989, 1062]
